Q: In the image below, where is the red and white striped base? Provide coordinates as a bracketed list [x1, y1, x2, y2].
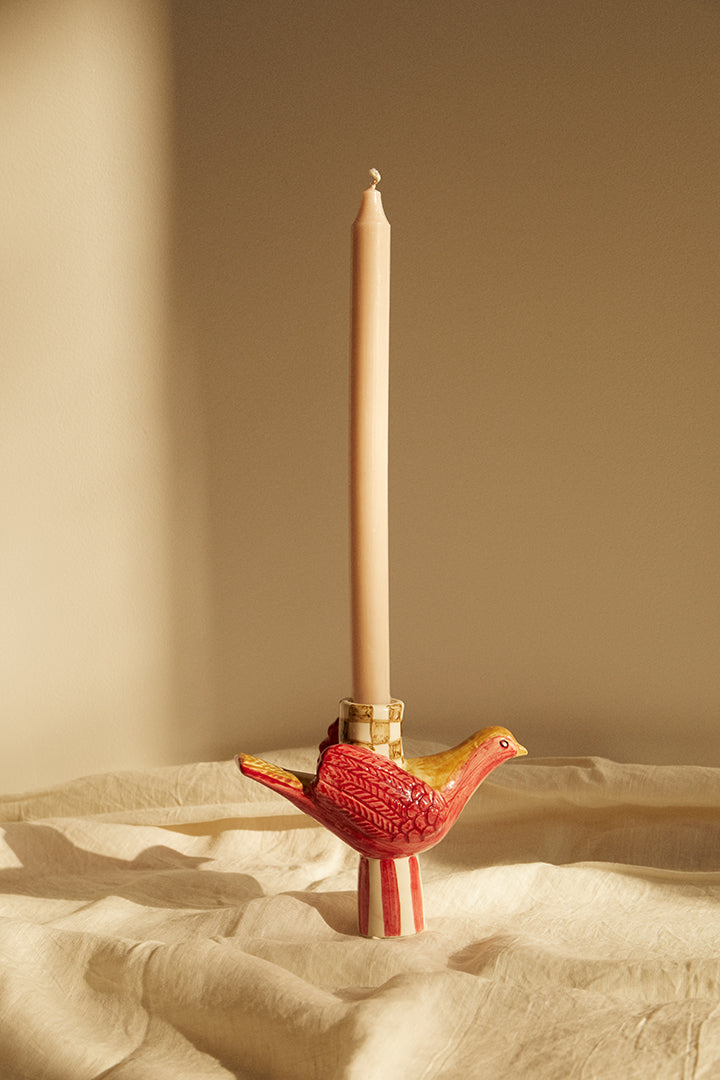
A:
[358, 854, 425, 937]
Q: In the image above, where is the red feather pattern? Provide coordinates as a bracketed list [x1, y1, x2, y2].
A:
[314, 745, 447, 846]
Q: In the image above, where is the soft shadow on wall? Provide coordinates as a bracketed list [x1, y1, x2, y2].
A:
[164, 1, 720, 767]
[164, 5, 351, 764]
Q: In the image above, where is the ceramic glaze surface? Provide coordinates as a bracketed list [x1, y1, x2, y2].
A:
[358, 855, 424, 937]
[237, 726, 527, 861]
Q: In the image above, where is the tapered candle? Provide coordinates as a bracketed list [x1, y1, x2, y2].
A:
[350, 169, 391, 705]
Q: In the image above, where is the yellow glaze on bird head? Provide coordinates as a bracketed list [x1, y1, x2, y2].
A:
[404, 726, 526, 791]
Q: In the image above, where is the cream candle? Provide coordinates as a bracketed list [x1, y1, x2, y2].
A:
[350, 169, 391, 705]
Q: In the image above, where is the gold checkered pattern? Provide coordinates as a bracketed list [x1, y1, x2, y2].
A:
[338, 698, 405, 762]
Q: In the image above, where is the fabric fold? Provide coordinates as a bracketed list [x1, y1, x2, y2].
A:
[0, 752, 719, 1078]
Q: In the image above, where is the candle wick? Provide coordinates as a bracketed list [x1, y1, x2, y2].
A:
[369, 168, 381, 189]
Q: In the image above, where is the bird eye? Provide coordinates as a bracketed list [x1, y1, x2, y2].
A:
[499, 738, 509, 748]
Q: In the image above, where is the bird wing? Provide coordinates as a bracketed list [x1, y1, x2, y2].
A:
[314, 744, 445, 843]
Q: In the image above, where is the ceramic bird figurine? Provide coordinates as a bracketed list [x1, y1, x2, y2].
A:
[237, 726, 527, 861]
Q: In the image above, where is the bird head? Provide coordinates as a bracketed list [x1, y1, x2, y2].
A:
[404, 726, 526, 794]
[466, 726, 527, 761]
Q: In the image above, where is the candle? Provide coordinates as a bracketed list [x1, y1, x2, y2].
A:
[350, 169, 391, 705]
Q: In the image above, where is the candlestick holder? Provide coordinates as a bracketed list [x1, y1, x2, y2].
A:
[236, 702, 527, 938]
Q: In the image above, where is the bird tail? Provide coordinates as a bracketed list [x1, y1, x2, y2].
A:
[236, 753, 307, 800]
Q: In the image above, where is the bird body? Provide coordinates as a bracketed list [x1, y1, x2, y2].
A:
[237, 726, 526, 860]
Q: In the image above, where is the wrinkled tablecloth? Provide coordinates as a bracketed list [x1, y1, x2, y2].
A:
[0, 745, 719, 1079]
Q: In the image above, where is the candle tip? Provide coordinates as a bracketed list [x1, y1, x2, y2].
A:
[369, 168, 381, 188]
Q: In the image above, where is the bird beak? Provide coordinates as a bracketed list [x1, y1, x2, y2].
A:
[515, 743, 528, 757]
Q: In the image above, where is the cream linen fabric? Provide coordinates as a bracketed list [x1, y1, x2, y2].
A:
[0, 748, 719, 1079]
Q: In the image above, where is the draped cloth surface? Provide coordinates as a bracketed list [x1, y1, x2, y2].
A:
[0, 748, 719, 1079]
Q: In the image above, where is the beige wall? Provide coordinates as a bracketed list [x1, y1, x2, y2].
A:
[2, 0, 719, 791]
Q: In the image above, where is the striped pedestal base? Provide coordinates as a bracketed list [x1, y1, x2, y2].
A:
[358, 855, 425, 937]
